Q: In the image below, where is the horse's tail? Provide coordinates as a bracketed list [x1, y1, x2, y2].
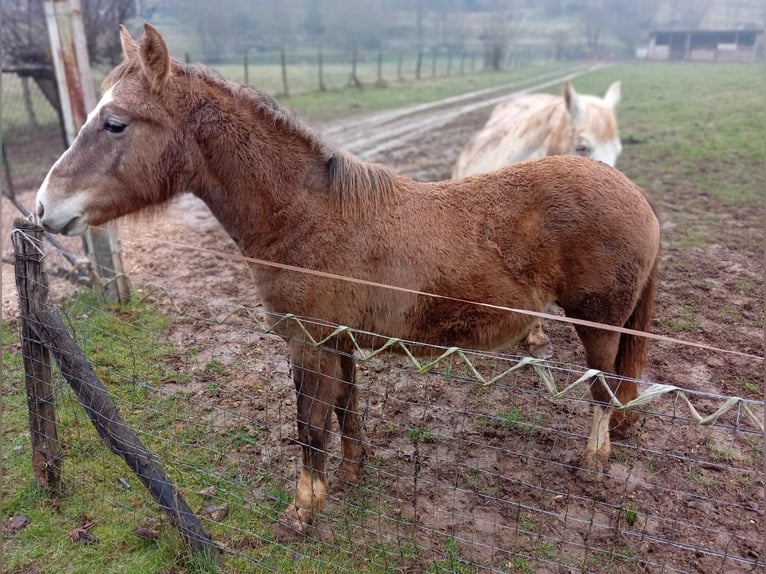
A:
[610, 254, 659, 436]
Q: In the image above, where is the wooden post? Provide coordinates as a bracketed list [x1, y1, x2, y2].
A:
[243, 48, 249, 85]
[12, 220, 63, 499]
[280, 47, 289, 97]
[32, 310, 220, 558]
[44, 0, 129, 304]
[317, 47, 326, 92]
[376, 51, 383, 85]
[2, 141, 16, 199]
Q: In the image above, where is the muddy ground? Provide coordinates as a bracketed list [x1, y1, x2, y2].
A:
[2, 71, 763, 573]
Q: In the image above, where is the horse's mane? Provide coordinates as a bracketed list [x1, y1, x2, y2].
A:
[327, 151, 399, 218]
[105, 57, 399, 217]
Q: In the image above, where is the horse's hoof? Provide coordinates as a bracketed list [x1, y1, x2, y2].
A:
[271, 505, 311, 543]
[583, 452, 607, 480]
[526, 340, 554, 360]
[335, 464, 361, 486]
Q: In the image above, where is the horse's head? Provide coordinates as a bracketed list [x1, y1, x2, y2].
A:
[37, 24, 186, 235]
[563, 81, 622, 167]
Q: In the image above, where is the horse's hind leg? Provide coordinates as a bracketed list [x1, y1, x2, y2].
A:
[573, 325, 637, 471]
[273, 343, 337, 541]
[334, 353, 366, 485]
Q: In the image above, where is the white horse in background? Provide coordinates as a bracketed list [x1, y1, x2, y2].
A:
[453, 80, 622, 359]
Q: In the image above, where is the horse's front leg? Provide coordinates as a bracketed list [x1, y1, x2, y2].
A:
[273, 343, 336, 541]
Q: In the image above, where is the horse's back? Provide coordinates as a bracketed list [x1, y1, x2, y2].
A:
[453, 94, 566, 178]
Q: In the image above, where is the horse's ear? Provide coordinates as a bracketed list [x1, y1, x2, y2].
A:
[138, 23, 171, 93]
[119, 25, 139, 61]
[603, 81, 621, 109]
[564, 81, 584, 120]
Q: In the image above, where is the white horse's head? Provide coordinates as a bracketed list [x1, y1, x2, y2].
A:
[564, 80, 622, 167]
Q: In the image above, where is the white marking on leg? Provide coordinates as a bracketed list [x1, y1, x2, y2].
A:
[586, 404, 612, 468]
[295, 468, 326, 512]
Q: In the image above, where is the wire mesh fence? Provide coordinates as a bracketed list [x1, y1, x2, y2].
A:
[6, 267, 762, 573]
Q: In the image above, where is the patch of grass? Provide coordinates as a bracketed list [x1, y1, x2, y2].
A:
[614, 62, 764, 212]
[506, 555, 533, 573]
[62, 289, 185, 387]
[463, 466, 481, 487]
[428, 536, 478, 574]
[720, 304, 741, 320]
[480, 405, 540, 434]
[536, 540, 556, 560]
[735, 281, 755, 294]
[706, 439, 741, 462]
[668, 308, 701, 332]
[740, 380, 760, 395]
[407, 425, 434, 443]
[518, 513, 539, 534]
[624, 502, 638, 527]
[643, 457, 657, 472]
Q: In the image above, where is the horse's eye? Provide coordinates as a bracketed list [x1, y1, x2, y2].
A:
[574, 144, 591, 156]
[103, 117, 127, 134]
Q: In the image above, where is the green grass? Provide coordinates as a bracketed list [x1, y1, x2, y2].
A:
[3, 291, 434, 573]
[273, 62, 573, 123]
[604, 62, 765, 209]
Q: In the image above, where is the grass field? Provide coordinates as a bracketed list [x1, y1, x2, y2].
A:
[2, 61, 763, 573]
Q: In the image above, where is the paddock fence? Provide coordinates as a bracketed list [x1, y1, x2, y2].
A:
[6, 226, 764, 573]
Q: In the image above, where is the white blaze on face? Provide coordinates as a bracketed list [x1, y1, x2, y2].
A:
[590, 138, 623, 167]
[36, 85, 117, 235]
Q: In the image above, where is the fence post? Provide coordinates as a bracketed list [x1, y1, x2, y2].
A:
[376, 51, 386, 87]
[43, 0, 129, 304]
[280, 47, 290, 97]
[318, 47, 326, 91]
[12, 220, 63, 499]
[415, 47, 423, 79]
[243, 47, 249, 85]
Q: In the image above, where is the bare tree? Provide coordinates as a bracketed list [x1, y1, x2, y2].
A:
[578, 0, 608, 50]
[609, 0, 661, 54]
[3, 0, 138, 69]
[479, 1, 514, 70]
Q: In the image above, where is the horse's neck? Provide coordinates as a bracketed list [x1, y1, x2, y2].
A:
[501, 99, 569, 160]
[187, 91, 324, 252]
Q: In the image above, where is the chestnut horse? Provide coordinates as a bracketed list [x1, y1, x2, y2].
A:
[453, 80, 623, 360]
[36, 24, 660, 540]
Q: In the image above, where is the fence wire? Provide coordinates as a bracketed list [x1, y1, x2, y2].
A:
[7, 277, 762, 573]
